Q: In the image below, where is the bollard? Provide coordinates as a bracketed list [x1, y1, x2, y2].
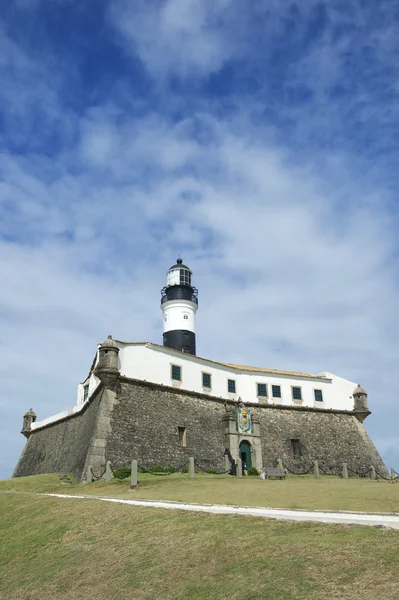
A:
[342, 463, 348, 479]
[313, 460, 320, 479]
[391, 468, 395, 481]
[236, 459, 242, 479]
[86, 465, 93, 484]
[370, 465, 376, 480]
[130, 460, 138, 489]
[188, 457, 195, 479]
[224, 454, 230, 473]
[105, 460, 113, 483]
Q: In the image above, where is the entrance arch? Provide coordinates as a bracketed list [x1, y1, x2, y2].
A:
[239, 440, 252, 471]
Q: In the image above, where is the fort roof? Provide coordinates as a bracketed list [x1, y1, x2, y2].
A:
[111, 340, 331, 381]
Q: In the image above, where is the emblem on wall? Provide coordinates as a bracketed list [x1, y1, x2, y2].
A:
[237, 402, 251, 433]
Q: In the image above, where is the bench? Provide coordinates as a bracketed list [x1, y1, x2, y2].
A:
[264, 467, 286, 480]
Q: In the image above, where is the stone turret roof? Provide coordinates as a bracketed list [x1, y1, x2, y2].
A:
[353, 384, 367, 396]
[24, 408, 36, 417]
[100, 335, 118, 349]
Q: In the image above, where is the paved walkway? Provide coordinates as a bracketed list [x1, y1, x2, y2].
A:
[47, 493, 399, 530]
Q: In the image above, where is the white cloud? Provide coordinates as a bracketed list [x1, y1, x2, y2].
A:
[1, 1, 399, 478]
[2, 105, 399, 477]
[109, 0, 238, 78]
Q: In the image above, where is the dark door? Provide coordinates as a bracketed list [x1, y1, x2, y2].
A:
[239, 441, 252, 470]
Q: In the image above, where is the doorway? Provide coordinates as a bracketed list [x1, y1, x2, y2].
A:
[239, 440, 252, 471]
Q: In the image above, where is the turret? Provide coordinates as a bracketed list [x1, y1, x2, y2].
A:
[21, 408, 36, 438]
[94, 335, 120, 388]
[353, 384, 369, 422]
[161, 258, 198, 355]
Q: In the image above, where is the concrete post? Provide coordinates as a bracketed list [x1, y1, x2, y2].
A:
[277, 458, 284, 470]
[342, 463, 348, 479]
[224, 454, 230, 473]
[370, 465, 376, 480]
[313, 460, 320, 479]
[188, 457, 195, 479]
[391, 468, 395, 481]
[86, 465, 93, 484]
[130, 460, 138, 489]
[236, 459, 242, 479]
[105, 460, 113, 483]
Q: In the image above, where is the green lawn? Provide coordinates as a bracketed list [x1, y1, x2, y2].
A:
[2, 472, 399, 513]
[1, 491, 398, 600]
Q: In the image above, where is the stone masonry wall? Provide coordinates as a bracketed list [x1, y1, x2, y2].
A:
[13, 377, 387, 480]
[105, 379, 387, 475]
[253, 407, 387, 474]
[13, 389, 103, 480]
[106, 380, 227, 472]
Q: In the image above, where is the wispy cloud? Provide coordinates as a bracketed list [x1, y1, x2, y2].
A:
[1, 1, 398, 477]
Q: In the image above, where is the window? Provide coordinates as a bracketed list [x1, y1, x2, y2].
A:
[183, 314, 189, 320]
[178, 426, 187, 447]
[83, 384, 89, 402]
[272, 385, 281, 398]
[257, 383, 267, 397]
[292, 387, 302, 401]
[171, 365, 181, 381]
[202, 372, 212, 389]
[164, 316, 167, 322]
[227, 379, 236, 394]
[291, 439, 302, 457]
[314, 389, 323, 402]
[180, 269, 192, 286]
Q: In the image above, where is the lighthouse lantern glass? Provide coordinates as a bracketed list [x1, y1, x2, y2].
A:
[167, 268, 192, 287]
[180, 269, 192, 286]
[167, 269, 180, 286]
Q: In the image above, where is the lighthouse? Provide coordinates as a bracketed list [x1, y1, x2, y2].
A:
[161, 258, 198, 355]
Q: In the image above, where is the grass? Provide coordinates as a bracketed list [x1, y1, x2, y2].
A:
[1, 491, 399, 600]
[1, 472, 399, 513]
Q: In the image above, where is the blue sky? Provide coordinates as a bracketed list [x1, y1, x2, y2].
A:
[1, 0, 399, 478]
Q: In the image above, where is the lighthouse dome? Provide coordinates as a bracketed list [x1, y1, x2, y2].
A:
[166, 257, 193, 288]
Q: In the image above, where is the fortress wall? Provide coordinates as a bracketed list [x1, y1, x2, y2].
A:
[105, 379, 387, 475]
[105, 380, 227, 472]
[13, 389, 103, 480]
[253, 408, 387, 473]
[13, 378, 387, 480]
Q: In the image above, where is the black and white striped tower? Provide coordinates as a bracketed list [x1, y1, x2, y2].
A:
[161, 258, 198, 355]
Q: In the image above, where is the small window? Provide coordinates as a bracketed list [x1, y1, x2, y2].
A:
[292, 387, 302, 401]
[164, 316, 167, 322]
[257, 383, 267, 397]
[180, 269, 192, 286]
[178, 426, 187, 447]
[202, 372, 212, 389]
[183, 314, 189, 320]
[272, 385, 281, 398]
[314, 389, 323, 402]
[227, 379, 236, 394]
[291, 439, 302, 457]
[171, 365, 181, 381]
[83, 384, 89, 402]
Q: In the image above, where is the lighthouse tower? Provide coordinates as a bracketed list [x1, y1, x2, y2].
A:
[161, 258, 198, 355]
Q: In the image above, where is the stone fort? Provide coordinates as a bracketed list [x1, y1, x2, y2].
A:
[14, 259, 387, 480]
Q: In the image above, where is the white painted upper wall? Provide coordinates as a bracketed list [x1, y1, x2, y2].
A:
[74, 342, 358, 412]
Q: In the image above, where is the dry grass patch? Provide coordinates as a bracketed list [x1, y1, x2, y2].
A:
[0, 492, 398, 600]
[2, 472, 399, 513]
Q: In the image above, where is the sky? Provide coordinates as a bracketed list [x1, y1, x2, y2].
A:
[1, 0, 399, 479]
